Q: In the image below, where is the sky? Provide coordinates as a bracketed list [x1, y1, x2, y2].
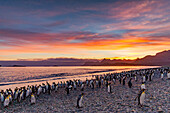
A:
[0, 0, 170, 60]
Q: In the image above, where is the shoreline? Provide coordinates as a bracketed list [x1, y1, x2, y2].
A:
[0, 66, 157, 90]
[0, 67, 169, 112]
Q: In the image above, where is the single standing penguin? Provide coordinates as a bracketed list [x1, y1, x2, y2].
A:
[143, 75, 146, 83]
[149, 74, 152, 81]
[30, 93, 36, 105]
[55, 85, 58, 92]
[86, 79, 89, 86]
[128, 78, 132, 88]
[140, 89, 146, 106]
[98, 80, 101, 88]
[66, 87, 70, 95]
[9, 94, 12, 104]
[91, 81, 94, 89]
[161, 73, 164, 80]
[168, 71, 170, 79]
[105, 80, 108, 88]
[1, 91, 4, 103]
[74, 82, 77, 90]
[47, 82, 51, 95]
[17, 89, 21, 103]
[26, 88, 30, 98]
[134, 75, 137, 82]
[69, 85, 72, 90]
[101, 78, 104, 85]
[113, 78, 116, 84]
[77, 93, 84, 108]
[96, 80, 99, 88]
[52, 82, 55, 90]
[119, 77, 122, 84]
[81, 83, 84, 91]
[108, 83, 112, 93]
[145, 74, 148, 81]
[4, 95, 9, 107]
[42, 84, 46, 94]
[90, 80, 94, 89]
[37, 85, 42, 96]
[20, 90, 24, 100]
[14, 89, 18, 100]
[123, 77, 126, 86]
[141, 82, 146, 90]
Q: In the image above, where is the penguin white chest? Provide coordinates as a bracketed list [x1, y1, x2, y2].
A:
[143, 76, 145, 82]
[141, 84, 146, 90]
[1, 94, 4, 102]
[81, 84, 84, 88]
[31, 95, 36, 104]
[26, 90, 30, 97]
[52, 84, 55, 90]
[9, 95, 12, 102]
[55, 86, 58, 91]
[4, 97, 9, 107]
[38, 87, 42, 95]
[14, 91, 18, 99]
[74, 83, 76, 88]
[79, 96, 83, 107]
[168, 73, 170, 79]
[140, 92, 145, 105]
[108, 85, 111, 93]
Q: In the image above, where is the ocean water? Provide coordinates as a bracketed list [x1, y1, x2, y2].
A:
[0, 66, 158, 90]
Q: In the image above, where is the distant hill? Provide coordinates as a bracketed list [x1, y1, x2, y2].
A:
[134, 50, 170, 66]
[0, 58, 99, 67]
[0, 50, 169, 66]
[83, 50, 170, 66]
[83, 58, 135, 66]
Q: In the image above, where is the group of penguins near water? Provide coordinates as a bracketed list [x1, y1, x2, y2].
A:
[0, 67, 169, 109]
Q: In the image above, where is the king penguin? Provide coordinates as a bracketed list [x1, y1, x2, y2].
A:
[55, 84, 58, 92]
[141, 82, 146, 90]
[128, 78, 132, 88]
[122, 77, 126, 86]
[26, 88, 30, 98]
[74, 82, 77, 90]
[77, 93, 84, 108]
[30, 93, 36, 105]
[1, 92, 4, 103]
[143, 75, 146, 83]
[134, 75, 137, 82]
[37, 85, 42, 96]
[4, 95, 9, 107]
[9, 94, 12, 104]
[81, 83, 84, 91]
[108, 83, 112, 93]
[161, 73, 164, 80]
[168, 71, 170, 79]
[139, 89, 145, 106]
[52, 82, 55, 90]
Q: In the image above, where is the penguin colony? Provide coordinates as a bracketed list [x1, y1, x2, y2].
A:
[0, 67, 169, 108]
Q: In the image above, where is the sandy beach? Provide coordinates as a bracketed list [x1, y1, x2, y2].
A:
[0, 72, 169, 113]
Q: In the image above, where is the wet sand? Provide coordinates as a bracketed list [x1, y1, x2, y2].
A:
[0, 76, 169, 113]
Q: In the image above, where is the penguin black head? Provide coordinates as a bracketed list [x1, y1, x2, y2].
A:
[81, 93, 84, 96]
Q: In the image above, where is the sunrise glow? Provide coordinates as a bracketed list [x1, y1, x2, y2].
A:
[0, 0, 170, 60]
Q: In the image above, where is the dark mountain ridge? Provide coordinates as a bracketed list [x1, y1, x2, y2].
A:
[0, 50, 169, 66]
[84, 50, 170, 66]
